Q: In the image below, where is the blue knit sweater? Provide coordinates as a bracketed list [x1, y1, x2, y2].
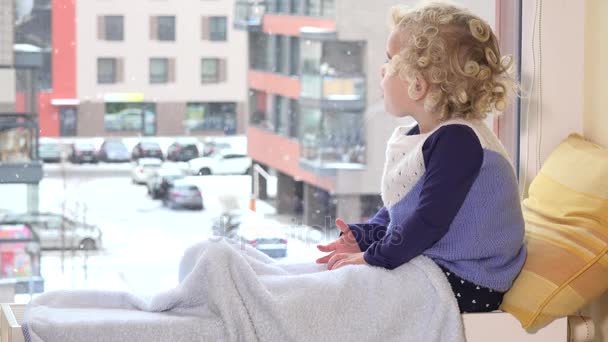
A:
[348, 119, 526, 291]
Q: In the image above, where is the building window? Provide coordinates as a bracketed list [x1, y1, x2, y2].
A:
[201, 58, 226, 83]
[209, 16, 227, 41]
[151, 16, 176, 41]
[289, 99, 299, 138]
[185, 103, 237, 134]
[290, 0, 303, 14]
[305, 0, 335, 17]
[300, 108, 365, 165]
[276, 0, 289, 13]
[98, 15, 123, 41]
[97, 58, 121, 84]
[274, 35, 287, 74]
[289, 36, 300, 75]
[149, 58, 174, 84]
[105, 103, 156, 132]
[249, 89, 272, 130]
[249, 32, 268, 71]
[0, 125, 35, 163]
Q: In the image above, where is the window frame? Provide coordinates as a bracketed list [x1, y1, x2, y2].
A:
[104, 15, 124, 41]
[157, 15, 176, 41]
[201, 58, 220, 83]
[209, 16, 228, 41]
[149, 57, 169, 84]
[97, 58, 117, 84]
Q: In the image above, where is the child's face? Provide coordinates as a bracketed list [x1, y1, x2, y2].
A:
[381, 29, 425, 118]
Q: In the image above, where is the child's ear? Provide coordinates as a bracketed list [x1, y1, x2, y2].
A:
[408, 76, 429, 101]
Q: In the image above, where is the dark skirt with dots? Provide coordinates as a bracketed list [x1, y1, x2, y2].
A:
[439, 265, 505, 313]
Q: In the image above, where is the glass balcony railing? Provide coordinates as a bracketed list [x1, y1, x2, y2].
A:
[300, 137, 366, 168]
[298, 108, 366, 172]
[234, 1, 267, 30]
[300, 75, 365, 101]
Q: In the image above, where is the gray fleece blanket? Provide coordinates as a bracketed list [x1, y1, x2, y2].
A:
[23, 238, 464, 342]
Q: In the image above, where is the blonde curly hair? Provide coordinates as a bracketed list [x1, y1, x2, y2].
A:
[386, 1, 515, 121]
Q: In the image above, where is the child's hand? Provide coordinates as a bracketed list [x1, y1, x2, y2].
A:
[328, 252, 367, 270]
[315, 218, 361, 265]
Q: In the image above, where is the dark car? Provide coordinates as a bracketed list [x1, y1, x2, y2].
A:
[167, 140, 199, 162]
[163, 182, 204, 210]
[132, 141, 164, 161]
[69, 141, 98, 164]
[98, 139, 130, 163]
[147, 168, 184, 199]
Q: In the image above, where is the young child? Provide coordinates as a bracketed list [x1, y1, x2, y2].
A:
[316, 1, 526, 314]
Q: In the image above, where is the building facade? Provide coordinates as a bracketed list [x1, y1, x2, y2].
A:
[236, 0, 496, 227]
[41, 0, 248, 138]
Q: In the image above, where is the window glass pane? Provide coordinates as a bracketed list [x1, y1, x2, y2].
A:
[97, 58, 116, 83]
[157, 16, 175, 41]
[274, 95, 289, 136]
[289, 37, 300, 75]
[209, 16, 227, 41]
[299, 107, 322, 159]
[186, 103, 236, 133]
[149, 58, 168, 83]
[201, 58, 219, 82]
[9, 0, 513, 303]
[249, 32, 268, 70]
[105, 16, 123, 41]
[104, 103, 155, 132]
[305, 0, 334, 17]
[249, 90, 272, 130]
[321, 111, 365, 164]
[0, 126, 34, 162]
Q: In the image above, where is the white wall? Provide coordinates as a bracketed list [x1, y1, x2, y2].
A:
[0, 69, 15, 104]
[519, 0, 585, 190]
[76, 0, 248, 103]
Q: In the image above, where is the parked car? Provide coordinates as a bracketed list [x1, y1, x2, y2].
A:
[211, 210, 287, 258]
[188, 149, 252, 176]
[147, 167, 184, 199]
[69, 141, 98, 164]
[0, 212, 102, 251]
[166, 139, 200, 162]
[131, 141, 164, 161]
[98, 139, 130, 163]
[131, 158, 163, 185]
[38, 138, 62, 163]
[163, 181, 204, 210]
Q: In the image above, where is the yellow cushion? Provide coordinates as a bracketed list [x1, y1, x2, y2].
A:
[501, 133, 608, 332]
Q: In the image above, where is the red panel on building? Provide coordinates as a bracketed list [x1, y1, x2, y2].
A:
[14, 93, 26, 113]
[247, 127, 334, 192]
[263, 15, 336, 37]
[39, 92, 59, 137]
[52, 0, 77, 99]
[249, 70, 300, 99]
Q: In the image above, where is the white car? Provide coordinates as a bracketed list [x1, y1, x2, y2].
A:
[188, 149, 252, 176]
[202, 135, 247, 157]
[1, 212, 102, 250]
[131, 158, 163, 184]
